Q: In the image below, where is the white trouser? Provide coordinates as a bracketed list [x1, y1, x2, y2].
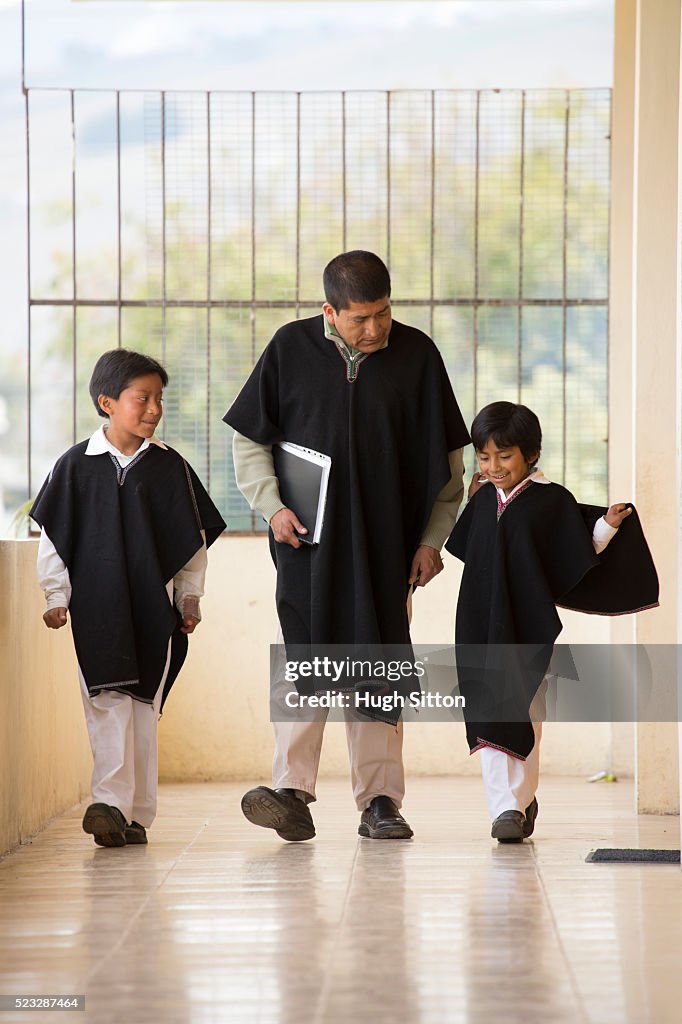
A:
[79, 641, 171, 828]
[479, 678, 547, 821]
[271, 626, 405, 811]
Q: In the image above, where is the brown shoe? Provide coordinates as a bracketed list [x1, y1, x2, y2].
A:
[83, 803, 127, 848]
[124, 821, 148, 845]
[491, 809, 525, 843]
[523, 798, 539, 838]
[241, 786, 316, 842]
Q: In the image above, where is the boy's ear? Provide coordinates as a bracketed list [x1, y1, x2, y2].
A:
[97, 394, 112, 416]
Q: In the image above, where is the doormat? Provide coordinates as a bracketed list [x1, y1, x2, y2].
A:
[586, 849, 680, 863]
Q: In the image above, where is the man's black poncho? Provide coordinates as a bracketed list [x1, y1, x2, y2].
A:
[224, 315, 470, 654]
[31, 442, 226, 708]
[445, 481, 659, 759]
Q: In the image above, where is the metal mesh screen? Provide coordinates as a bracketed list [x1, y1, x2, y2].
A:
[25, 88, 610, 529]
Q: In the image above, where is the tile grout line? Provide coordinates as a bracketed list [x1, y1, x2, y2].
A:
[530, 842, 591, 1024]
[310, 839, 362, 1024]
[83, 816, 213, 989]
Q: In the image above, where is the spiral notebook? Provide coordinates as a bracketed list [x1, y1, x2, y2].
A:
[273, 442, 332, 545]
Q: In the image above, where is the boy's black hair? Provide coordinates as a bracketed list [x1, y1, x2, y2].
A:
[323, 251, 391, 312]
[471, 402, 542, 467]
[89, 349, 169, 418]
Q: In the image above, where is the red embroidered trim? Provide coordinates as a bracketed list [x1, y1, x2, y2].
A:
[471, 738, 528, 761]
[556, 601, 660, 617]
[496, 477, 535, 520]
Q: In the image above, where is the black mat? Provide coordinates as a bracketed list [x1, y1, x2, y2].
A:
[586, 848, 680, 863]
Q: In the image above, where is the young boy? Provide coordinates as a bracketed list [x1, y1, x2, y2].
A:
[445, 402, 658, 843]
[31, 349, 226, 848]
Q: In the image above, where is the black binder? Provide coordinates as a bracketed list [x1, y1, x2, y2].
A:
[272, 442, 332, 545]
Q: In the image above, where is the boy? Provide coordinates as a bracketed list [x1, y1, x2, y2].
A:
[31, 349, 226, 848]
[445, 402, 658, 843]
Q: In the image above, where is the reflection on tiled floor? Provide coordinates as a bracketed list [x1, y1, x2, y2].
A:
[0, 778, 680, 1024]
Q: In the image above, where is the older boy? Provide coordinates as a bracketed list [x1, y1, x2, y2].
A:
[32, 349, 225, 847]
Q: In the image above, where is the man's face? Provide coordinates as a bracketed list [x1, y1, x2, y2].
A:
[323, 297, 392, 353]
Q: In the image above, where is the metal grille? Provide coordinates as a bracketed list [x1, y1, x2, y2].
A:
[25, 88, 611, 529]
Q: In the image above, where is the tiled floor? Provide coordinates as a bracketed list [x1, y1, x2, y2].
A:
[0, 777, 680, 1024]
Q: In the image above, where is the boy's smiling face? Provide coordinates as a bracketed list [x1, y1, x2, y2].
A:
[476, 439, 539, 497]
[98, 372, 164, 455]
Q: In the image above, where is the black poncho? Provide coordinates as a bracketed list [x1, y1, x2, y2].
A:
[31, 442, 226, 708]
[445, 481, 659, 758]
[224, 315, 470, 651]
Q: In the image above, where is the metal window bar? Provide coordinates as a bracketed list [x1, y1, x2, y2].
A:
[24, 87, 611, 529]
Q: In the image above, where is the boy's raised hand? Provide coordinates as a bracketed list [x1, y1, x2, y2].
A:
[605, 502, 633, 528]
[467, 472, 488, 499]
[43, 607, 68, 629]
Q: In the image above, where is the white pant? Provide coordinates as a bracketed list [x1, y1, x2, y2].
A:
[79, 642, 170, 828]
[479, 679, 546, 821]
[271, 626, 405, 811]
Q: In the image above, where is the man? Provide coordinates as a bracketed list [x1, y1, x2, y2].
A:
[224, 250, 469, 841]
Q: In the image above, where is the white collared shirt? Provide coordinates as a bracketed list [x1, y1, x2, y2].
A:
[84, 423, 168, 465]
[37, 426, 206, 615]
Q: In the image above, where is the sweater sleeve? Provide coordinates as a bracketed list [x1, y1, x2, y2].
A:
[232, 432, 286, 524]
[419, 448, 466, 549]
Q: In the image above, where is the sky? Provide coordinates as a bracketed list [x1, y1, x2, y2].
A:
[15, 1, 613, 92]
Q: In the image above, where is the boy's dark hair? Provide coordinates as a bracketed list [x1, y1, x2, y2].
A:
[89, 349, 169, 418]
[323, 251, 391, 312]
[471, 402, 542, 467]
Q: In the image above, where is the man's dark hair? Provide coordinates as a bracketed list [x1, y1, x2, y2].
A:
[471, 402, 542, 467]
[323, 251, 391, 312]
[89, 349, 169, 418]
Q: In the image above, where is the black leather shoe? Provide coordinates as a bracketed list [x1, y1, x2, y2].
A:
[491, 809, 525, 843]
[523, 798, 539, 838]
[124, 821, 148, 845]
[83, 803, 127, 848]
[358, 796, 413, 839]
[241, 786, 315, 842]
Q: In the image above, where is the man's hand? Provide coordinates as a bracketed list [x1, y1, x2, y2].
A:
[270, 508, 308, 548]
[605, 503, 632, 528]
[43, 607, 67, 630]
[181, 615, 200, 635]
[408, 545, 443, 590]
[468, 472, 488, 499]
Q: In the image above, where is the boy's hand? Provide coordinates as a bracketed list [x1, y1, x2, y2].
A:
[605, 503, 632, 528]
[180, 596, 201, 634]
[468, 472, 488, 499]
[43, 607, 68, 629]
